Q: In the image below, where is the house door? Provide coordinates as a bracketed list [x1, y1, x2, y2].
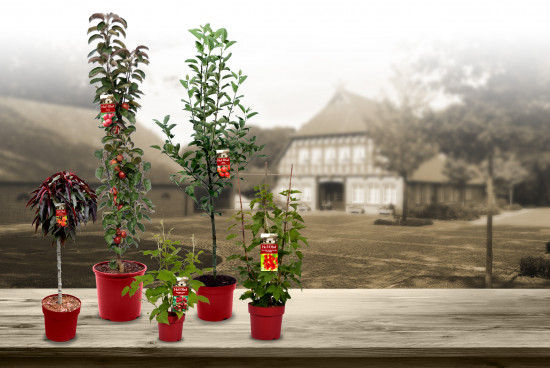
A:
[318, 182, 344, 211]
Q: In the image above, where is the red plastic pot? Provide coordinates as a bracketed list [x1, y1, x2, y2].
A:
[196, 282, 236, 321]
[158, 312, 185, 342]
[42, 294, 81, 342]
[248, 303, 285, 340]
[93, 261, 146, 322]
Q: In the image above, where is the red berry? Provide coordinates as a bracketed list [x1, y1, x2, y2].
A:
[116, 154, 124, 162]
[110, 159, 118, 166]
[120, 230, 127, 238]
[227, 165, 230, 171]
[217, 166, 221, 172]
[221, 166, 227, 173]
[219, 172, 224, 178]
[116, 228, 121, 235]
[118, 204, 124, 210]
[113, 236, 121, 245]
[114, 166, 121, 172]
[121, 102, 130, 110]
[118, 171, 126, 179]
[225, 172, 230, 178]
[111, 187, 118, 195]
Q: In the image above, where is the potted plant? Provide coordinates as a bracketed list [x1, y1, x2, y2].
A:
[88, 12, 154, 321]
[123, 223, 209, 342]
[26, 171, 97, 341]
[153, 24, 264, 321]
[228, 167, 307, 339]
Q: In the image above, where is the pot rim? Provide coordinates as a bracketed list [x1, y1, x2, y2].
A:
[92, 260, 147, 278]
[248, 302, 285, 316]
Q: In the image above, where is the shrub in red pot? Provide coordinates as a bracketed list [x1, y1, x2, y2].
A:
[228, 168, 307, 340]
[123, 223, 209, 342]
[27, 171, 97, 341]
[153, 24, 264, 321]
[88, 12, 154, 321]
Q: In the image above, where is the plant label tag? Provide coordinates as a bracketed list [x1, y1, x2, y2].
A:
[55, 208, 68, 227]
[260, 233, 278, 272]
[172, 286, 188, 313]
[216, 149, 231, 178]
[100, 94, 117, 128]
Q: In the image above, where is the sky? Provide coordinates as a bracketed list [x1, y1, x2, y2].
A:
[1, 0, 549, 143]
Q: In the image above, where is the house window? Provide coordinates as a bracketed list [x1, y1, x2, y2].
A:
[298, 148, 309, 165]
[352, 185, 364, 204]
[353, 146, 365, 164]
[383, 183, 396, 204]
[311, 148, 322, 166]
[302, 186, 311, 202]
[367, 183, 380, 204]
[325, 147, 336, 165]
[339, 146, 350, 163]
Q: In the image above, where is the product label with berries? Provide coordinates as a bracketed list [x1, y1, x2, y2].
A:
[260, 233, 278, 272]
[172, 286, 189, 313]
[55, 208, 68, 227]
[216, 149, 231, 178]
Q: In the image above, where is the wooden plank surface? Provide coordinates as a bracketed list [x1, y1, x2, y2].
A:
[1, 289, 550, 366]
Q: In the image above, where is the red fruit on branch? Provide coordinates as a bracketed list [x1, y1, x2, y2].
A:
[221, 166, 227, 173]
[227, 165, 230, 171]
[120, 230, 127, 238]
[114, 166, 121, 172]
[225, 172, 230, 178]
[113, 236, 121, 245]
[110, 159, 118, 166]
[121, 102, 130, 110]
[118, 171, 126, 179]
[111, 187, 118, 195]
[116, 154, 124, 162]
[219, 172, 224, 178]
[116, 228, 122, 235]
[118, 204, 124, 210]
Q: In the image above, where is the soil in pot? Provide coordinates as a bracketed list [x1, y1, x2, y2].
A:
[42, 294, 81, 342]
[194, 274, 236, 322]
[93, 260, 147, 322]
[158, 312, 185, 342]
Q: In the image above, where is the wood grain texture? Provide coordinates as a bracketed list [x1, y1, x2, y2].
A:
[1, 289, 550, 366]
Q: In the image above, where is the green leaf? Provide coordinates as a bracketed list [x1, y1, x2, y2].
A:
[143, 179, 152, 192]
[95, 166, 104, 180]
[144, 162, 152, 171]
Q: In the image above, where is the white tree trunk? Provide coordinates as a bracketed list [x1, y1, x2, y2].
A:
[57, 238, 62, 305]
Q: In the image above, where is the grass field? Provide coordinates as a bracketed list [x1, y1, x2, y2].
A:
[2, 210, 550, 288]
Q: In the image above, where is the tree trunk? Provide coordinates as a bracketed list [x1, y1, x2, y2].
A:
[402, 176, 408, 223]
[56, 238, 62, 305]
[117, 253, 124, 273]
[210, 205, 217, 279]
[486, 153, 494, 288]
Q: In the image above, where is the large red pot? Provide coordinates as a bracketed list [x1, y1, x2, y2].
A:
[196, 282, 236, 321]
[158, 312, 185, 342]
[42, 294, 81, 342]
[93, 261, 146, 322]
[248, 303, 285, 340]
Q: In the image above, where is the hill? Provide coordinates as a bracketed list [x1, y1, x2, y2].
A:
[0, 97, 180, 184]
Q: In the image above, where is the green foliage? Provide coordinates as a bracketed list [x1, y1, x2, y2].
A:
[153, 24, 264, 278]
[88, 13, 154, 271]
[122, 222, 210, 324]
[26, 171, 98, 245]
[228, 184, 307, 307]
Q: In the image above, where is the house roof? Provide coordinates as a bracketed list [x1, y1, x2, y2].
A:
[294, 89, 379, 138]
[410, 154, 485, 185]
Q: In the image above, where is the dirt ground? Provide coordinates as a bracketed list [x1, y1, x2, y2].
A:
[1, 210, 550, 289]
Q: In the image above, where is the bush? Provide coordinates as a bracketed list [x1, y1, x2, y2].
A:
[409, 203, 480, 221]
[519, 256, 550, 279]
[374, 218, 433, 227]
[504, 203, 522, 211]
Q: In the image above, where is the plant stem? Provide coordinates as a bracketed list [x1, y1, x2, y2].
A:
[117, 252, 123, 273]
[278, 164, 293, 284]
[56, 238, 62, 305]
[236, 166, 255, 279]
[263, 161, 268, 232]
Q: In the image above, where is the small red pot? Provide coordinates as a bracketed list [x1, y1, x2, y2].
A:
[42, 294, 81, 342]
[196, 282, 236, 321]
[158, 312, 185, 342]
[93, 261, 146, 322]
[248, 303, 285, 340]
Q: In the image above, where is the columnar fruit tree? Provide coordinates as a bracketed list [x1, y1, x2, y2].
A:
[87, 13, 154, 272]
[154, 24, 264, 279]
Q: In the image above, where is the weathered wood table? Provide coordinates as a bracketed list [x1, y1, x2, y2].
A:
[1, 289, 549, 367]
